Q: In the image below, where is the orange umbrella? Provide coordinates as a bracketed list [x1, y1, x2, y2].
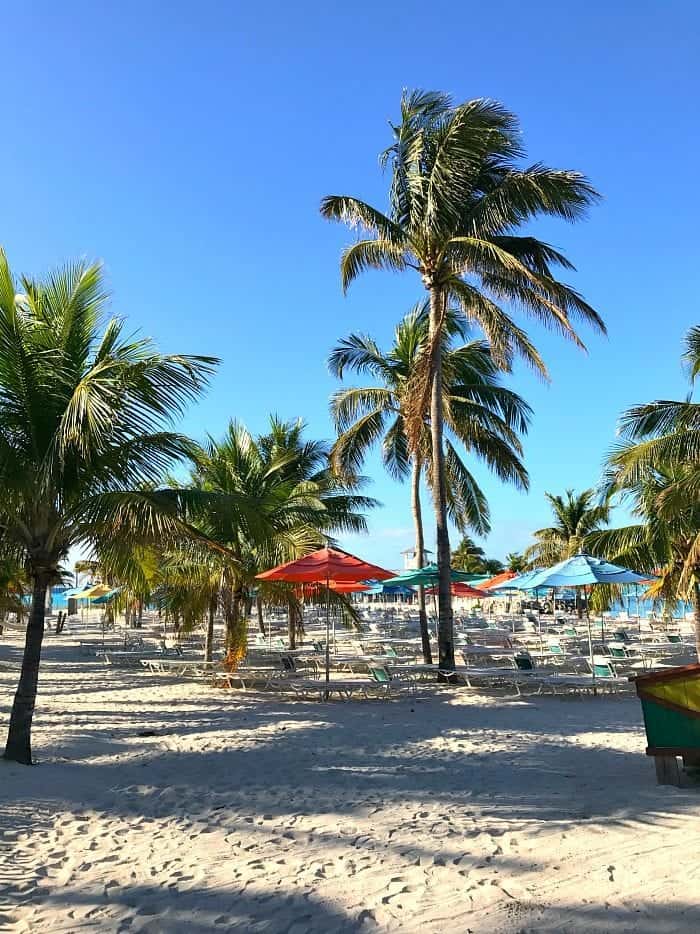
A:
[480, 570, 517, 591]
[300, 580, 371, 596]
[256, 547, 393, 691]
[329, 581, 372, 594]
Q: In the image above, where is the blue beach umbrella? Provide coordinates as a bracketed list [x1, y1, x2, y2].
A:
[513, 554, 652, 682]
[523, 554, 650, 590]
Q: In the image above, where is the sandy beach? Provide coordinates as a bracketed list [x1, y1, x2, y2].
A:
[2, 634, 700, 933]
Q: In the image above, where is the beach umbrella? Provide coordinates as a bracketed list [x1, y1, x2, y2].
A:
[257, 547, 393, 693]
[480, 570, 518, 591]
[425, 582, 489, 598]
[514, 554, 652, 685]
[81, 583, 114, 600]
[383, 563, 484, 587]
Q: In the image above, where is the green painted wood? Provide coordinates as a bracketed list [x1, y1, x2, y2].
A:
[641, 698, 700, 749]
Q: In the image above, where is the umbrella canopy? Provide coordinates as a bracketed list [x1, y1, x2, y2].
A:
[383, 563, 484, 587]
[425, 582, 489, 598]
[91, 587, 121, 605]
[80, 583, 114, 600]
[256, 547, 393, 694]
[304, 580, 372, 595]
[523, 554, 652, 590]
[62, 584, 94, 598]
[328, 581, 371, 594]
[256, 547, 393, 584]
[498, 569, 545, 592]
[480, 570, 518, 591]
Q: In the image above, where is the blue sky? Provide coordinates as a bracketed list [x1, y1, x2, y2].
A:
[2, 1, 698, 569]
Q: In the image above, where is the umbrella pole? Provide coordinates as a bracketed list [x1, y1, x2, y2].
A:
[325, 574, 330, 700]
[585, 587, 596, 696]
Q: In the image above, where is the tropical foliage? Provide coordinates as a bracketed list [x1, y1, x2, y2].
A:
[329, 305, 530, 660]
[322, 89, 603, 667]
[0, 253, 218, 764]
[525, 489, 609, 566]
[591, 327, 700, 646]
[451, 536, 505, 575]
[183, 417, 374, 651]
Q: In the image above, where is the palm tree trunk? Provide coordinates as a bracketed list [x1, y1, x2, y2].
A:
[428, 286, 454, 670]
[693, 583, 700, 661]
[4, 573, 50, 765]
[288, 599, 296, 650]
[411, 459, 432, 664]
[204, 598, 216, 663]
[256, 596, 266, 637]
[226, 595, 240, 650]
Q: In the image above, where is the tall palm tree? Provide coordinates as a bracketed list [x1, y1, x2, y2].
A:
[506, 552, 527, 573]
[591, 327, 700, 649]
[321, 89, 604, 668]
[0, 252, 217, 764]
[525, 488, 609, 616]
[451, 536, 487, 573]
[526, 489, 610, 566]
[190, 417, 375, 650]
[329, 305, 530, 662]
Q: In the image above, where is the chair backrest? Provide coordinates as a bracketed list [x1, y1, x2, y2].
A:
[313, 641, 324, 652]
[548, 642, 564, 655]
[613, 628, 631, 642]
[606, 642, 628, 658]
[281, 654, 296, 671]
[514, 652, 534, 671]
[668, 633, 682, 644]
[369, 666, 391, 684]
[384, 646, 398, 657]
[591, 655, 616, 678]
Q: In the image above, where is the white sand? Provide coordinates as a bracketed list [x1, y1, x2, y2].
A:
[2, 633, 700, 933]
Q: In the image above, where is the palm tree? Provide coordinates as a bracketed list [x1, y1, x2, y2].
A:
[321, 89, 604, 668]
[506, 552, 527, 573]
[329, 306, 530, 663]
[526, 489, 610, 565]
[525, 488, 609, 616]
[451, 536, 486, 572]
[591, 327, 700, 648]
[0, 253, 217, 764]
[190, 417, 375, 650]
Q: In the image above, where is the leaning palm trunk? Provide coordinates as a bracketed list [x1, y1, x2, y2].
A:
[411, 459, 432, 664]
[256, 596, 266, 637]
[428, 287, 454, 670]
[287, 598, 297, 649]
[204, 599, 216, 663]
[4, 573, 50, 764]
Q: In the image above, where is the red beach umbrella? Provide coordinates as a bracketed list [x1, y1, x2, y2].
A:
[425, 582, 489, 598]
[257, 547, 393, 691]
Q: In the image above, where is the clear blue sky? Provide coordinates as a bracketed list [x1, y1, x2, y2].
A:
[2, 1, 698, 569]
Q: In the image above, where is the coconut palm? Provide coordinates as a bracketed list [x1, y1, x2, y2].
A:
[506, 552, 527, 573]
[525, 488, 609, 616]
[592, 327, 700, 648]
[329, 305, 530, 662]
[526, 489, 609, 564]
[190, 417, 375, 650]
[0, 253, 217, 764]
[451, 536, 487, 573]
[321, 89, 604, 667]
